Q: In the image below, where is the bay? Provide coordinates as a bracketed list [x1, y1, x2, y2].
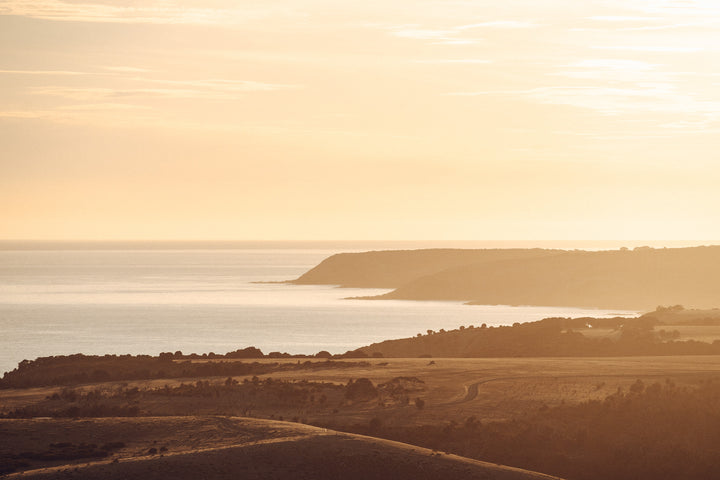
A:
[0, 244, 636, 375]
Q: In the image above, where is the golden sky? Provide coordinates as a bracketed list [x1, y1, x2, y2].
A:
[2, 0, 720, 241]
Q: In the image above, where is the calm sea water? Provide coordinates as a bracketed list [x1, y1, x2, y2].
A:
[0, 244, 640, 375]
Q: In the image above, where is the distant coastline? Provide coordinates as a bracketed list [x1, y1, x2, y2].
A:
[293, 245, 720, 310]
[1, 239, 718, 251]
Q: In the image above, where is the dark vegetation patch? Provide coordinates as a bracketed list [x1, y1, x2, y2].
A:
[336, 377, 720, 480]
[377, 376, 425, 394]
[344, 378, 378, 401]
[0, 353, 370, 389]
[0, 441, 125, 474]
[375, 377, 426, 407]
[640, 304, 720, 326]
[1, 377, 352, 419]
[357, 312, 720, 358]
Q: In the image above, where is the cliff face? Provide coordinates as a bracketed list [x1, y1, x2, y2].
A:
[292, 246, 720, 310]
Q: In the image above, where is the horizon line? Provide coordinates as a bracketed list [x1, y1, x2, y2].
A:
[1, 239, 719, 251]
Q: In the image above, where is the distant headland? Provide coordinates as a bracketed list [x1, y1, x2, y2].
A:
[291, 246, 720, 310]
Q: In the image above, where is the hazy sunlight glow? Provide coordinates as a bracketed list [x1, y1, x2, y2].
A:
[1, 0, 719, 241]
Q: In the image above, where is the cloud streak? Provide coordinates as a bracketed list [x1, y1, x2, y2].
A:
[0, 69, 87, 76]
[592, 45, 704, 53]
[447, 84, 720, 120]
[550, 58, 674, 83]
[29, 78, 300, 101]
[412, 59, 492, 64]
[390, 18, 537, 44]
[455, 20, 539, 30]
[0, 0, 304, 25]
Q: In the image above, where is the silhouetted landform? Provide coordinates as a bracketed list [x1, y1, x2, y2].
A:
[293, 246, 720, 310]
[639, 304, 720, 325]
[0, 353, 370, 389]
[0, 417, 563, 480]
[338, 378, 720, 480]
[292, 248, 562, 288]
[355, 313, 720, 358]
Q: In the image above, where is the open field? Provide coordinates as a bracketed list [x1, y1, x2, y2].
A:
[4, 356, 720, 424]
[578, 324, 720, 343]
[4, 355, 720, 479]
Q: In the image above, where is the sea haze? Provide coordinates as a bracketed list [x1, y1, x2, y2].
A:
[0, 243, 638, 375]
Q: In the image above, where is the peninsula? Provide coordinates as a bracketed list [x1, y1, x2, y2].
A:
[291, 246, 720, 310]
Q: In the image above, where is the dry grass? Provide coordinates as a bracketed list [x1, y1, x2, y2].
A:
[4, 355, 720, 479]
[0, 417, 562, 480]
[6, 356, 720, 424]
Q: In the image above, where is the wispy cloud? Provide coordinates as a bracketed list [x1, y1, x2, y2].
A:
[432, 39, 480, 45]
[551, 59, 670, 83]
[592, 45, 704, 53]
[0, 69, 87, 75]
[618, 0, 720, 17]
[132, 78, 300, 93]
[103, 66, 153, 73]
[391, 28, 481, 45]
[27, 78, 299, 101]
[524, 85, 680, 115]
[455, 20, 539, 30]
[0, 104, 163, 128]
[571, 59, 659, 71]
[582, 7, 720, 34]
[390, 18, 537, 45]
[447, 84, 720, 119]
[0, 110, 53, 119]
[0, 67, 160, 77]
[659, 118, 718, 130]
[588, 16, 661, 22]
[620, 22, 717, 31]
[392, 29, 454, 40]
[57, 103, 151, 111]
[0, 0, 305, 25]
[412, 59, 492, 64]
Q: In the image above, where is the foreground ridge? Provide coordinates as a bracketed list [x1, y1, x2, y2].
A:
[1, 416, 563, 480]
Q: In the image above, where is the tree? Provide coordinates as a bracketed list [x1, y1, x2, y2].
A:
[345, 378, 378, 401]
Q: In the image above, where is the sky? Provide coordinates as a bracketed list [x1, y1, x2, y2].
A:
[2, 0, 720, 241]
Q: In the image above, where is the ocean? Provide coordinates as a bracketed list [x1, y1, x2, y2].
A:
[0, 242, 644, 375]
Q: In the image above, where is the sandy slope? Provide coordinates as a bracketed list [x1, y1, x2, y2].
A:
[1, 416, 562, 480]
